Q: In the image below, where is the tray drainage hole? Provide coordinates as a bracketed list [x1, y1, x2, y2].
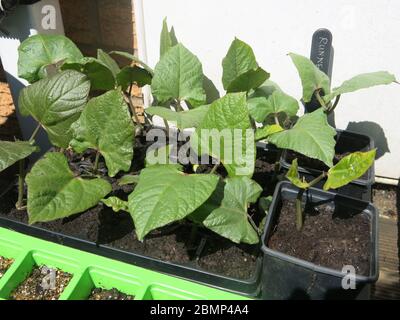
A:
[10, 265, 72, 300]
[0, 256, 14, 279]
[87, 287, 135, 300]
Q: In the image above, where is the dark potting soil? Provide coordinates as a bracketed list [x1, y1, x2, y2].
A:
[0, 143, 280, 280]
[88, 287, 135, 300]
[10, 266, 72, 300]
[0, 256, 13, 278]
[268, 200, 371, 276]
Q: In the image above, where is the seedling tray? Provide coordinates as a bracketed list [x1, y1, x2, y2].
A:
[261, 181, 379, 300]
[0, 227, 249, 300]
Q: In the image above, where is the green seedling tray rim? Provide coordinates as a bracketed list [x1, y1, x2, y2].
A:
[0, 227, 249, 300]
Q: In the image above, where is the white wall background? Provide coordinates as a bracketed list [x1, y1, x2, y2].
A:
[135, 0, 400, 183]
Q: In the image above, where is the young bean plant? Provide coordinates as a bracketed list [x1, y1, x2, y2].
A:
[0, 19, 396, 246]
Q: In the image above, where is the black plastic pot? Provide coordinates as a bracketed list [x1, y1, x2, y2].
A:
[0, 143, 282, 298]
[261, 181, 379, 300]
[280, 129, 374, 201]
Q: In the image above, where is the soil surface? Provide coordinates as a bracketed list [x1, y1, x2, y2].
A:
[88, 288, 135, 300]
[268, 200, 371, 276]
[373, 184, 398, 219]
[0, 256, 13, 278]
[10, 266, 72, 300]
[0, 145, 278, 280]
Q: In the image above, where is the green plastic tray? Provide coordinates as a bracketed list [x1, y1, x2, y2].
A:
[0, 227, 249, 300]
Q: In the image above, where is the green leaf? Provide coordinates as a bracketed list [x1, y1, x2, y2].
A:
[102, 197, 129, 213]
[268, 108, 336, 167]
[250, 79, 281, 98]
[18, 70, 90, 148]
[259, 196, 273, 213]
[227, 67, 270, 93]
[286, 159, 310, 189]
[146, 105, 209, 129]
[26, 152, 112, 224]
[247, 90, 299, 123]
[116, 66, 152, 91]
[160, 18, 175, 57]
[323, 71, 397, 102]
[0, 141, 38, 172]
[62, 57, 115, 91]
[288, 53, 331, 103]
[70, 90, 134, 177]
[222, 38, 258, 91]
[18, 34, 83, 83]
[255, 124, 284, 141]
[110, 51, 154, 76]
[97, 49, 121, 77]
[151, 43, 206, 107]
[190, 177, 262, 244]
[191, 93, 255, 177]
[323, 149, 376, 190]
[118, 175, 140, 186]
[128, 165, 219, 240]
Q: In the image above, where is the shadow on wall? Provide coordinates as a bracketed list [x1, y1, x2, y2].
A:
[345, 121, 390, 160]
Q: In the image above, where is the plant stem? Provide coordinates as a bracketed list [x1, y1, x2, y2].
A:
[248, 214, 260, 234]
[29, 123, 41, 144]
[308, 172, 327, 188]
[295, 189, 305, 231]
[327, 94, 341, 114]
[210, 162, 219, 174]
[188, 224, 199, 248]
[93, 150, 100, 173]
[274, 114, 280, 126]
[16, 159, 26, 210]
[295, 172, 326, 231]
[315, 90, 328, 111]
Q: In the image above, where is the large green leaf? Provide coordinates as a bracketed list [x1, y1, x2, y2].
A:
[26, 153, 112, 224]
[19, 70, 90, 148]
[62, 57, 115, 91]
[18, 34, 83, 83]
[222, 38, 258, 90]
[70, 90, 134, 177]
[128, 165, 219, 240]
[288, 53, 331, 103]
[97, 49, 120, 77]
[255, 124, 284, 141]
[190, 177, 262, 244]
[286, 159, 310, 189]
[151, 43, 206, 107]
[116, 66, 152, 91]
[0, 141, 38, 172]
[323, 71, 396, 102]
[160, 18, 177, 57]
[191, 93, 255, 177]
[247, 90, 299, 123]
[268, 108, 336, 167]
[323, 150, 376, 190]
[146, 105, 209, 129]
[227, 67, 269, 93]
